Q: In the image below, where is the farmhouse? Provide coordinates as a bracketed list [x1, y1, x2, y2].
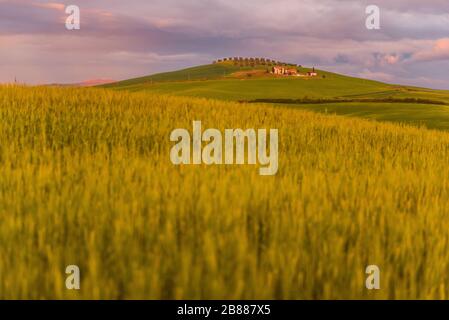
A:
[307, 67, 318, 77]
[286, 68, 298, 75]
[272, 66, 284, 75]
[272, 66, 298, 76]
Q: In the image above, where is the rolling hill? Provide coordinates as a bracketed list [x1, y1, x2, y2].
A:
[103, 60, 449, 130]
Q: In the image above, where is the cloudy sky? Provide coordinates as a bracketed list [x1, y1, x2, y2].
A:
[1, 0, 449, 89]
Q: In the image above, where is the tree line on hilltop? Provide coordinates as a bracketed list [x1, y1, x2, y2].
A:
[213, 57, 301, 68]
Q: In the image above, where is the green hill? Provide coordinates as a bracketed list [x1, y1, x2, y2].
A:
[106, 63, 242, 87]
[106, 61, 390, 100]
[103, 61, 449, 130]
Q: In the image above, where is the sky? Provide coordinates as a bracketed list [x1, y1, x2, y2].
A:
[1, 0, 449, 89]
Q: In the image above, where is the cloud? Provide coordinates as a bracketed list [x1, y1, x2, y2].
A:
[32, 2, 65, 11]
[383, 54, 400, 65]
[413, 38, 449, 62]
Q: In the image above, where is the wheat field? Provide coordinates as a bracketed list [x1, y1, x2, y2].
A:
[2, 85, 449, 299]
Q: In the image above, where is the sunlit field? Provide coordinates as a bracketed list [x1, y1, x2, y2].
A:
[2, 85, 449, 299]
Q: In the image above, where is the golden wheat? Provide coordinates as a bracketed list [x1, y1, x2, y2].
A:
[1, 85, 449, 299]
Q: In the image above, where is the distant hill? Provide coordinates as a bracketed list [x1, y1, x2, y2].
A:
[101, 60, 449, 130]
[78, 79, 116, 87]
[48, 79, 116, 87]
[103, 58, 298, 88]
[103, 61, 414, 102]
[103, 61, 389, 99]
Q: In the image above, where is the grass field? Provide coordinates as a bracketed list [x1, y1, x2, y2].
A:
[282, 102, 449, 130]
[3, 85, 449, 299]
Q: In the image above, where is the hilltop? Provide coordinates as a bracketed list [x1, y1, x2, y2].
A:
[104, 57, 300, 87]
[104, 59, 391, 99]
[103, 59, 449, 130]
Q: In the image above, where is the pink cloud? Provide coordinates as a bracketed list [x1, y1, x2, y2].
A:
[413, 38, 449, 62]
[32, 2, 65, 11]
[383, 54, 400, 65]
